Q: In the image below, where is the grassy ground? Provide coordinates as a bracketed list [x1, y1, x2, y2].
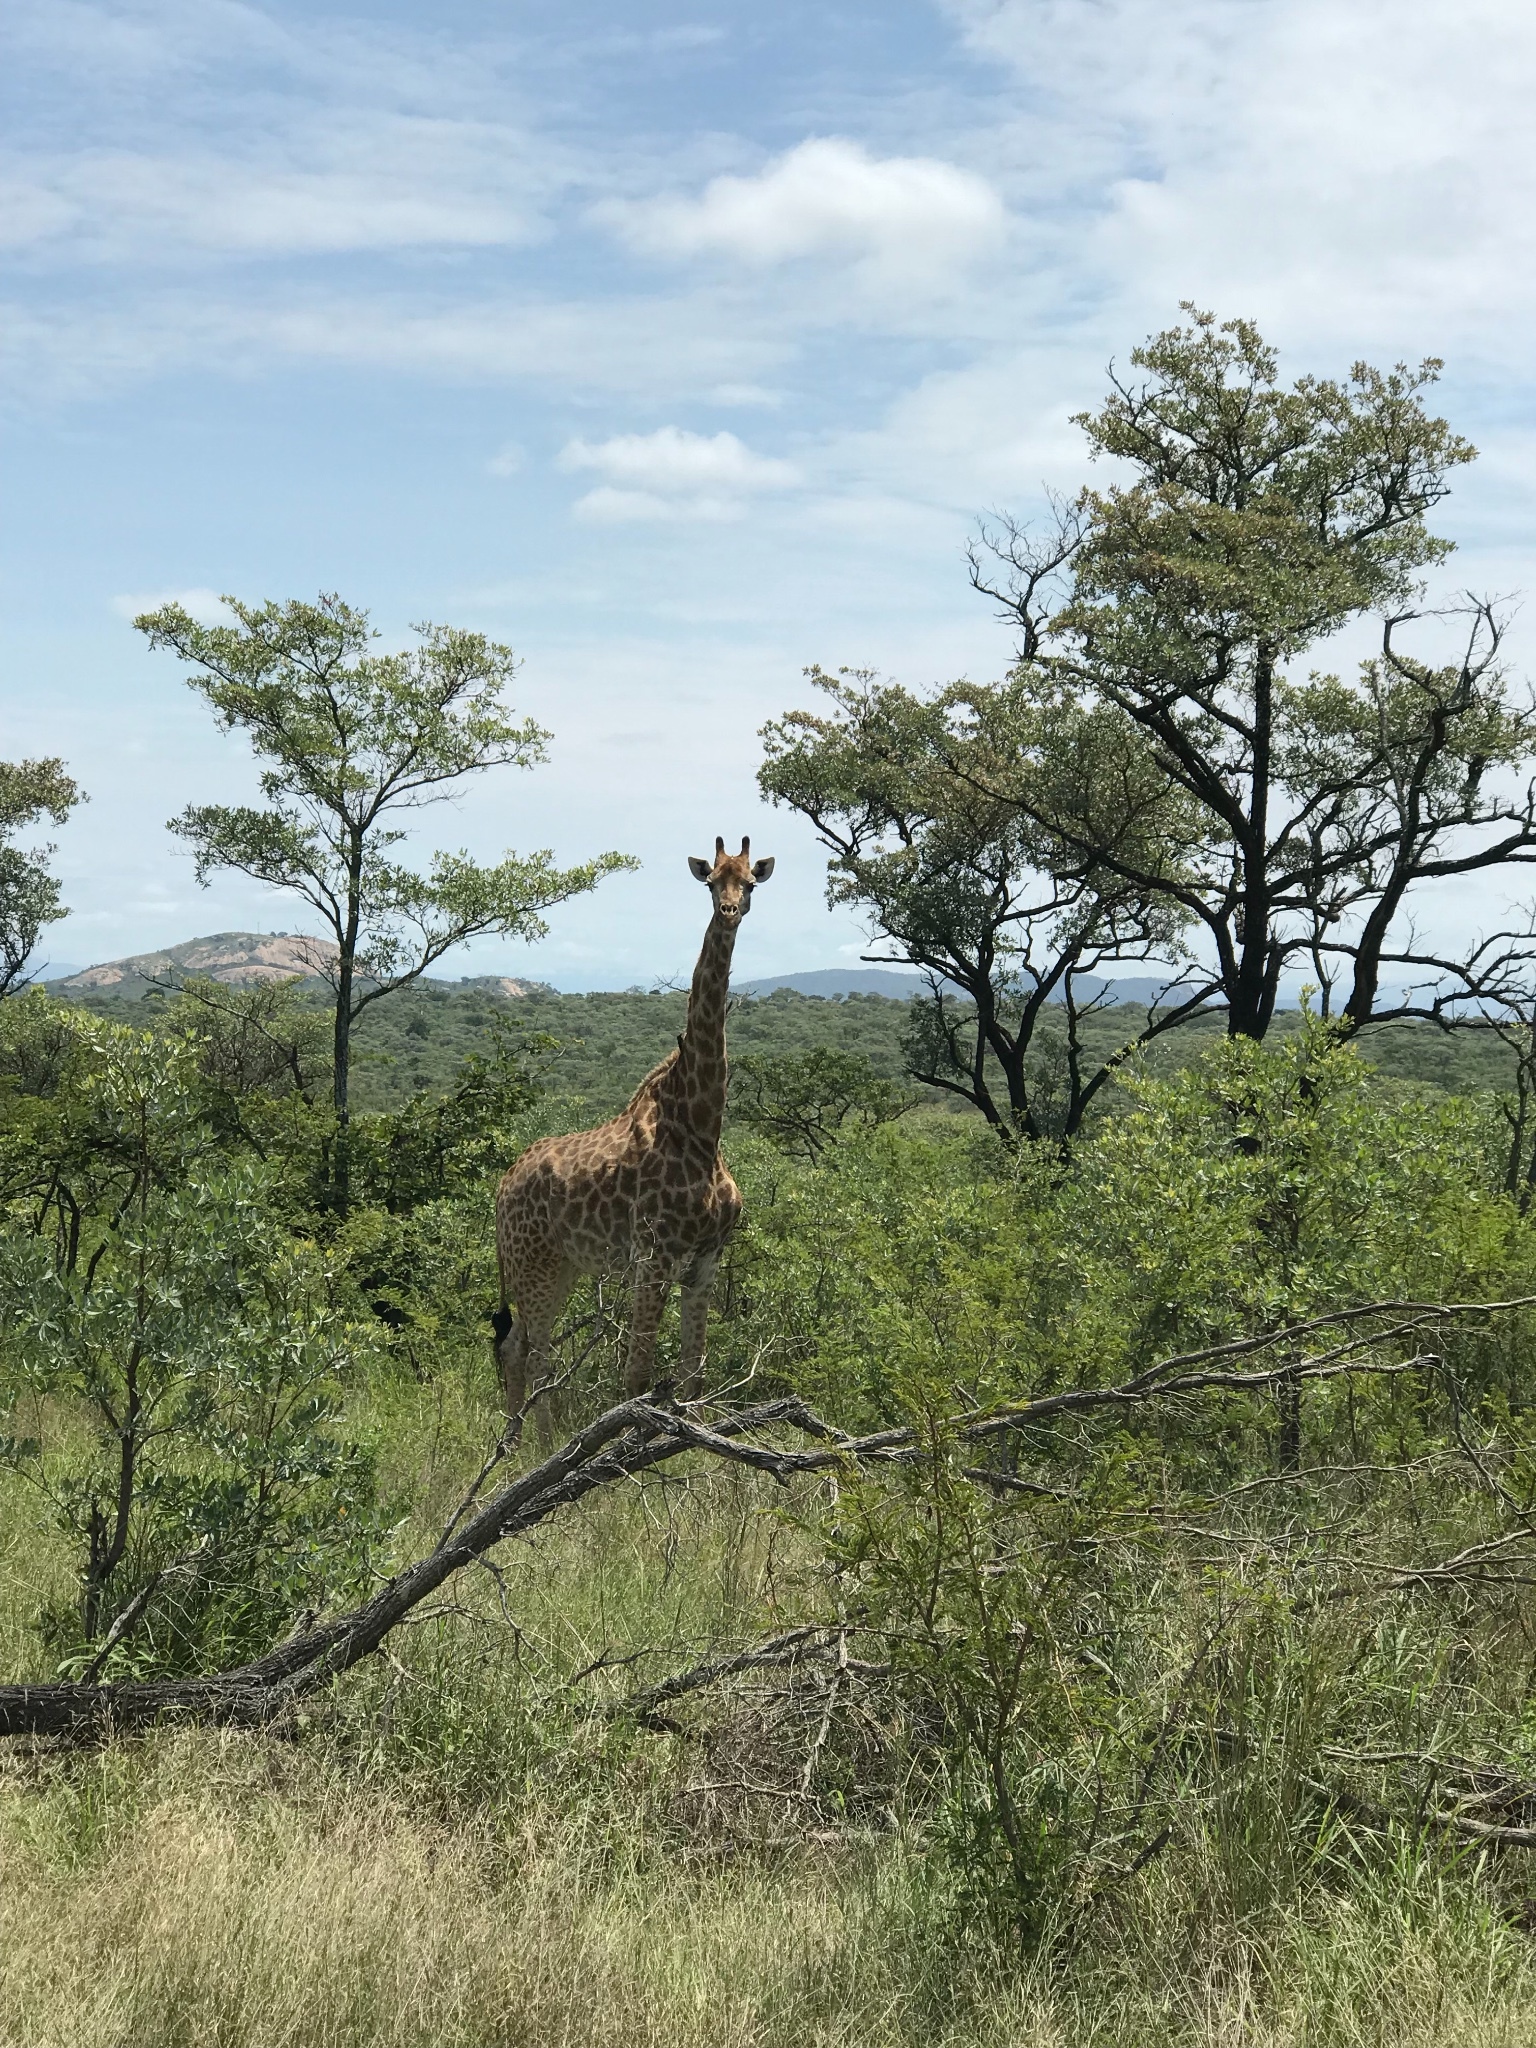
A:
[8, 1752, 1535, 2048]
[7, 1002, 1536, 2044]
[6, 1362, 1536, 2046]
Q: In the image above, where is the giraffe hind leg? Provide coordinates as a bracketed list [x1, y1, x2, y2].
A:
[677, 1249, 719, 1402]
[492, 1304, 527, 1433]
[500, 1257, 577, 1438]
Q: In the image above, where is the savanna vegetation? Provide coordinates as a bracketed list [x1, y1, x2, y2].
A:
[11, 314, 1536, 2047]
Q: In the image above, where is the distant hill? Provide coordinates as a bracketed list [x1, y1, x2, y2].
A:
[454, 975, 552, 999]
[47, 932, 339, 999]
[44, 933, 551, 1003]
[1083, 975, 1215, 1008]
[735, 967, 1218, 1007]
[39, 937, 1370, 1014]
[736, 968, 929, 1000]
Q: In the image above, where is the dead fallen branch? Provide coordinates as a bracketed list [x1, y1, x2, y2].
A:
[0, 1294, 1519, 1738]
[1209, 1726, 1536, 1853]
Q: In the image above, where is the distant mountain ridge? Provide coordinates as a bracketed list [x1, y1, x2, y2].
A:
[735, 967, 1219, 1006]
[736, 968, 930, 999]
[47, 932, 338, 998]
[45, 933, 543, 1002]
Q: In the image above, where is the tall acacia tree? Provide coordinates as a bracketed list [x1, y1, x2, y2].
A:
[0, 756, 82, 996]
[138, 594, 634, 1202]
[760, 666, 1205, 1142]
[970, 311, 1536, 1040]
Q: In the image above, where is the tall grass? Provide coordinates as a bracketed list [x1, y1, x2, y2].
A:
[6, 1345, 1536, 2044]
[3, 1729, 1536, 2048]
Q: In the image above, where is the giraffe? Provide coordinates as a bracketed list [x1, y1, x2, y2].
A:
[492, 836, 774, 1427]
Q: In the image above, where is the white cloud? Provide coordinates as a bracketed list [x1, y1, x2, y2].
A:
[560, 426, 797, 521]
[560, 426, 797, 492]
[1, 124, 550, 260]
[110, 587, 233, 625]
[0, 287, 796, 405]
[0, 4, 567, 265]
[941, 0, 1536, 365]
[603, 137, 1008, 291]
[570, 487, 747, 525]
[0, 178, 77, 249]
[708, 382, 783, 408]
[487, 441, 526, 477]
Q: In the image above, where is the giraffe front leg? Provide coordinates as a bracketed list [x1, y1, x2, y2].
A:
[677, 1249, 719, 1402]
[624, 1265, 672, 1398]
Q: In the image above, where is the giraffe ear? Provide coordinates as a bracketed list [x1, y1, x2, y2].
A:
[751, 857, 775, 883]
[688, 856, 713, 882]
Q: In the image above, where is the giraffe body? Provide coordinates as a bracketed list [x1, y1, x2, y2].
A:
[494, 838, 773, 1422]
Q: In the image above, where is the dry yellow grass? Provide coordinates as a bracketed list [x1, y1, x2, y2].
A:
[2, 1729, 1536, 2048]
[0, 1767, 910, 2048]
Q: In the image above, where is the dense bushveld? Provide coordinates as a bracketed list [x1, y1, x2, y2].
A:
[68, 975, 1536, 1110]
[10, 982, 1536, 2045]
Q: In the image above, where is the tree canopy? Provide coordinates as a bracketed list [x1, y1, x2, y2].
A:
[136, 593, 635, 1200]
[759, 666, 1202, 1140]
[0, 756, 82, 998]
[968, 309, 1535, 1039]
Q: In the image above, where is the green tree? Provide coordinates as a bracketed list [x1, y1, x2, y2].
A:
[731, 1045, 913, 1161]
[0, 756, 82, 997]
[0, 1012, 379, 1669]
[349, 1017, 550, 1217]
[153, 974, 331, 1110]
[970, 309, 1536, 1039]
[759, 666, 1202, 1141]
[0, 992, 222, 1274]
[135, 594, 635, 1203]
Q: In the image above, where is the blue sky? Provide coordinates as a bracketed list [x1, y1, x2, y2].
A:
[4, 0, 1535, 988]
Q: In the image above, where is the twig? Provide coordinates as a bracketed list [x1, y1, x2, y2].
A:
[680, 1777, 819, 1804]
[1217, 1726, 1536, 1851]
[799, 1630, 847, 1793]
[437, 1359, 595, 1547]
[77, 1538, 212, 1684]
[1119, 1297, 1536, 1390]
[617, 1626, 835, 1724]
[568, 1645, 652, 1688]
[77, 1574, 164, 1686]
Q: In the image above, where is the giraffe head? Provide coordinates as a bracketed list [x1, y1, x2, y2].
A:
[688, 836, 775, 927]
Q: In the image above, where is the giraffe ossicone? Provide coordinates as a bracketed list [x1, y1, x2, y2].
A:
[493, 835, 775, 1427]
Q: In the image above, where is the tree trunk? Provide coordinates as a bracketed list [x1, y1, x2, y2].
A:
[329, 842, 364, 1214]
[83, 1403, 137, 1641]
[1228, 651, 1275, 1041]
[330, 969, 352, 1214]
[1276, 1379, 1301, 1472]
[1341, 866, 1413, 1032]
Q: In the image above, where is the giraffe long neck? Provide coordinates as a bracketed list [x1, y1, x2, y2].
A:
[673, 913, 737, 1149]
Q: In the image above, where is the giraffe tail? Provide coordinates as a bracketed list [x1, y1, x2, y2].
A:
[491, 1302, 529, 1427]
